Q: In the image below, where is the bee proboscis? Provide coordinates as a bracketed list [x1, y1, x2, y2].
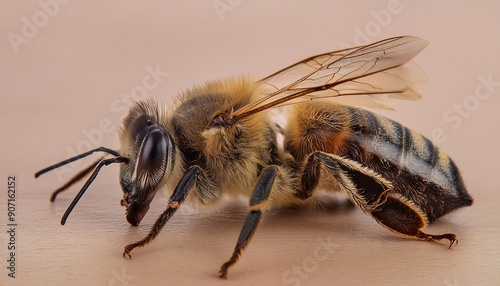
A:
[36, 36, 473, 279]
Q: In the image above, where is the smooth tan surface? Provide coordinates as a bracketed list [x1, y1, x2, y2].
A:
[1, 1, 500, 285]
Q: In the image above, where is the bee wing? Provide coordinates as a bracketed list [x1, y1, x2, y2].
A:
[260, 45, 361, 92]
[231, 36, 428, 120]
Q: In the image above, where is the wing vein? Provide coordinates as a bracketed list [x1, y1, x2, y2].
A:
[229, 36, 428, 122]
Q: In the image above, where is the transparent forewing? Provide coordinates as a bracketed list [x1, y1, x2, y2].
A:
[231, 36, 428, 119]
[260, 46, 360, 93]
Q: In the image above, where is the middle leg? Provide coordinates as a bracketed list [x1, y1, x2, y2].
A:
[219, 165, 297, 279]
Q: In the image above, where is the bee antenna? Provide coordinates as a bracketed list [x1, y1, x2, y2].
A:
[61, 156, 129, 225]
[49, 158, 103, 202]
[35, 147, 121, 178]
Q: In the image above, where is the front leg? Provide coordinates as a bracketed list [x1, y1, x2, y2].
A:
[219, 166, 279, 279]
[123, 165, 201, 258]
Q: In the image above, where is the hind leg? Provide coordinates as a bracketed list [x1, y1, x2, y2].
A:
[298, 151, 458, 248]
[370, 194, 457, 248]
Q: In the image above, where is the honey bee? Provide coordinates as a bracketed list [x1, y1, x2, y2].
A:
[36, 36, 473, 279]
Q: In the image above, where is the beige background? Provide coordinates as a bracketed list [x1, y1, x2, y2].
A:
[1, 1, 500, 285]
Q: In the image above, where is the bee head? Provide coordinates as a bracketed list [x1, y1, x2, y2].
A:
[119, 101, 177, 226]
[34, 100, 181, 226]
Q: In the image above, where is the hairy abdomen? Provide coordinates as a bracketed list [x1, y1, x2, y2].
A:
[286, 102, 472, 221]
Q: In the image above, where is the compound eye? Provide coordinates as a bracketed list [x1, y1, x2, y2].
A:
[136, 129, 167, 179]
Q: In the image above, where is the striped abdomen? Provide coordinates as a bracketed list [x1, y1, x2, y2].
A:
[286, 102, 473, 221]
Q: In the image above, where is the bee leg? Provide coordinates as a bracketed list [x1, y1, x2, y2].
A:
[123, 165, 201, 259]
[218, 166, 278, 279]
[298, 152, 391, 207]
[301, 152, 457, 248]
[371, 195, 458, 249]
